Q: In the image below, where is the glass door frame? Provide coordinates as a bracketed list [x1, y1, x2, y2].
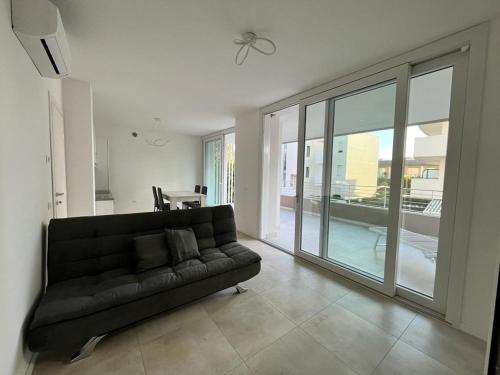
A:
[259, 106, 301, 254]
[396, 51, 468, 313]
[203, 134, 224, 206]
[295, 65, 410, 297]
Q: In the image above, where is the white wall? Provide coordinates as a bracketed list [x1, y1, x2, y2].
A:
[460, 16, 500, 339]
[62, 78, 96, 217]
[0, 0, 62, 373]
[95, 124, 202, 214]
[234, 109, 261, 237]
[234, 18, 500, 340]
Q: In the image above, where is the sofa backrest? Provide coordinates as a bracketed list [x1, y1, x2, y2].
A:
[47, 205, 237, 285]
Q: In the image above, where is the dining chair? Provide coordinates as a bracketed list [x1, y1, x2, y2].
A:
[156, 187, 170, 211]
[184, 184, 204, 209]
[152, 186, 159, 211]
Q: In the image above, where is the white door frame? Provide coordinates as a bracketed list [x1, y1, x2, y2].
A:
[48, 93, 68, 219]
[257, 23, 488, 326]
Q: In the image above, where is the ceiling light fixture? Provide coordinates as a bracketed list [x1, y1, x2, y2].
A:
[145, 117, 170, 147]
[233, 32, 276, 66]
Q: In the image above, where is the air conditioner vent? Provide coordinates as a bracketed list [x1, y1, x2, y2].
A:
[12, 0, 71, 79]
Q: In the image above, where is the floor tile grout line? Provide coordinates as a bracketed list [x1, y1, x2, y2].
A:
[137, 340, 149, 375]
[136, 311, 209, 348]
[259, 286, 333, 326]
[332, 293, 418, 340]
[397, 313, 418, 340]
[397, 315, 473, 375]
[368, 315, 419, 375]
[241, 323, 298, 369]
[208, 312, 247, 374]
[297, 300, 335, 327]
[392, 313, 472, 375]
[207, 292, 297, 372]
[200, 290, 261, 317]
[300, 302, 399, 375]
[296, 325, 364, 375]
[397, 337, 465, 375]
[368, 336, 399, 375]
[329, 302, 401, 342]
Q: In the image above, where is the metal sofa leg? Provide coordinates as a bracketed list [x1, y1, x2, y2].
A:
[235, 284, 248, 294]
[70, 334, 107, 363]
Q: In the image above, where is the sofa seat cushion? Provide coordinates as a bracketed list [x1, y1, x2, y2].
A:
[31, 242, 261, 329]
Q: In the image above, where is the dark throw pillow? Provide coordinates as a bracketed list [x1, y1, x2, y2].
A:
[165, 228, 200, 265]
[134, 233, 170, 272]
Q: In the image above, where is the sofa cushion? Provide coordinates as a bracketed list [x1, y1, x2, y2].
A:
[134, 233, 170, 272]
[30, 242, 261, 329]
[165, 228, 200, 265]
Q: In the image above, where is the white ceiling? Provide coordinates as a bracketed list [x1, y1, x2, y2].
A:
[53, 0, 499, 136]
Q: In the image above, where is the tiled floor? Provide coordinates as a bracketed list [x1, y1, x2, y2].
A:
[34, 234, 486, 375]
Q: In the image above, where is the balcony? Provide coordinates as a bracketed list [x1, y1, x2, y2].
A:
[266, 208, 437, 297]
[267, 183, 443, 296]
[413, 134, 447, 160]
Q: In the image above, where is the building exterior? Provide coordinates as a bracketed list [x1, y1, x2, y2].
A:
[330, 133, 379, 199]
[284, 133, 379, 201]
[409, 122, 448, 200]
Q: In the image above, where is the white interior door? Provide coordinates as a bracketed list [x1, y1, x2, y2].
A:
[49, 97, 68, 218]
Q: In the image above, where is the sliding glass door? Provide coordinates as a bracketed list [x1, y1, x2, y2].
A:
[326, 81, 397, 282]
[223, 132, 236, 205]
[204, 132, 236, 207]
[261, 106, 300, 252]
[397, 53, 467, 312]
[204, 136, 223, 206]
[294, 51, 468, 312]
[298, 68, 405, 294]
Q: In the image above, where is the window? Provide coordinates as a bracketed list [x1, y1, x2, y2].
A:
[305, 166, 310, 178]
[306, 145, 311, 157]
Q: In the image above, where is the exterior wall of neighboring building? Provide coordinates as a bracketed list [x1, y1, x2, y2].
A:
[343, 133, 379, 198]
[293, 133, 379, 200]
[303, 139, 324, 197]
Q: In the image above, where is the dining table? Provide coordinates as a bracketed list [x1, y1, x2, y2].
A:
[162, 190, 206, 210]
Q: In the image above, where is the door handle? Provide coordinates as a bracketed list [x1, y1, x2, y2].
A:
[56, 192, 65, 197]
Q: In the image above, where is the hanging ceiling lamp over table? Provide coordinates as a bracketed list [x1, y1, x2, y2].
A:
[145, 117, 170, 147]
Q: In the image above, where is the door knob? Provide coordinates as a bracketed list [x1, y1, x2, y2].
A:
[56, 200, 63, 205]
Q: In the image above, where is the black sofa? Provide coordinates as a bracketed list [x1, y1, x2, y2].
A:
[27, 205, 261, 358]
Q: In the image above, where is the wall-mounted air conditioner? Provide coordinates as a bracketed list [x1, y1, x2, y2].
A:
[12, 0, 71, 78]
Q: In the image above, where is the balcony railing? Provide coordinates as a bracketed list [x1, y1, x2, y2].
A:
[280, 183, 443, 215]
